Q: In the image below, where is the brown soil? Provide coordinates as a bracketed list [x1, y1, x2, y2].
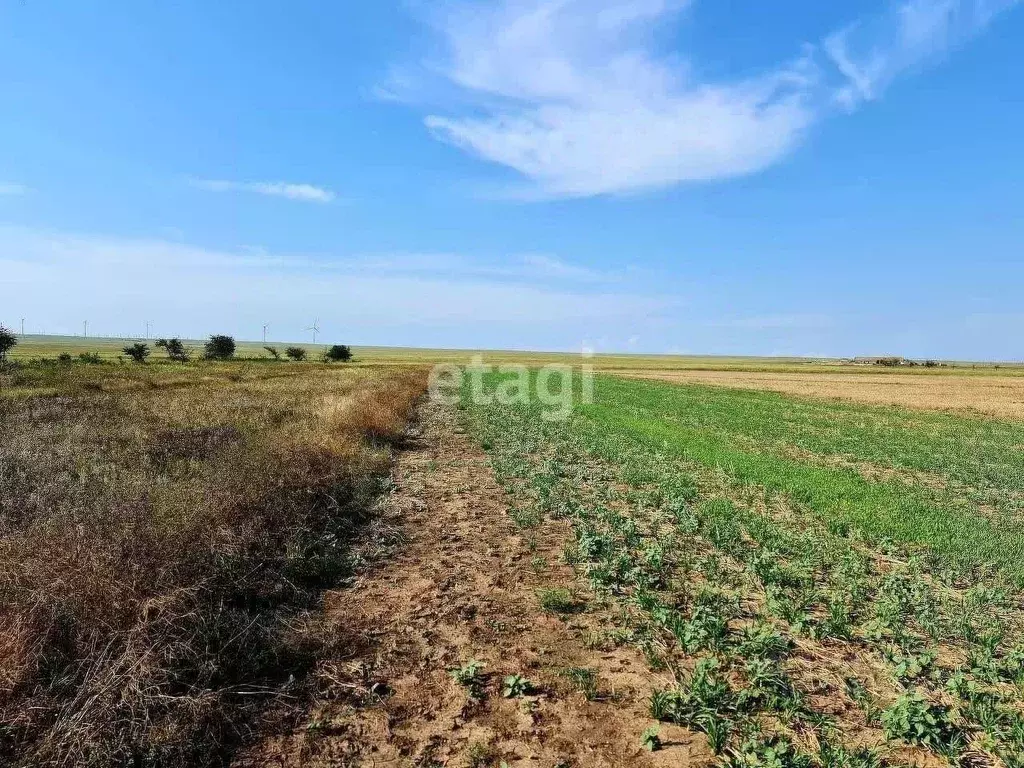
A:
[614, 370, 1024, 421]
[236, 401, 706, 767]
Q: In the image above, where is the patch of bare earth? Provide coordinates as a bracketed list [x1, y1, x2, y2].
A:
[236, 400, 703, 767]
[614, 369, 1024, 420]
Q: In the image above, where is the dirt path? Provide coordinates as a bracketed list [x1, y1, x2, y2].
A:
[236, 401, 699, 767]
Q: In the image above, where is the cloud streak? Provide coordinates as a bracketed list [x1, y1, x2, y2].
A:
[825, 0, 1020, 108]
[191, 179, 337, 203]
[398, 0, 1020, 198]
[0, 183, 29, 196]
[0, 225, 672, 349]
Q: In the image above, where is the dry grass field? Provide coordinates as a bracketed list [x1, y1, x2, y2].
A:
[0, 358, 426, 765]
[615, 369, 1024, 421]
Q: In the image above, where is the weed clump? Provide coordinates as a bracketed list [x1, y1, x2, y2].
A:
[537, 587, 582, 614]
[449, 660, 486, 697]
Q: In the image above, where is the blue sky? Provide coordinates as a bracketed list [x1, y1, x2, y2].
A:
[1, 0, 1022, 358]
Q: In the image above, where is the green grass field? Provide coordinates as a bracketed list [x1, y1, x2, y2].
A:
[461, 372, 1024, 767]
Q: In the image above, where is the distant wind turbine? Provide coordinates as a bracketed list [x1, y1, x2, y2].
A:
[262, 323, 269, 343]
[305, 319, 321, 344]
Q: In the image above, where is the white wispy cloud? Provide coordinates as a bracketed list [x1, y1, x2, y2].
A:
[825, 0, 1020, 108]
[0, 183, 29, 196]
[0, 225, 672, 348]
[709, 313, 835, 330]
[312, 251, 621, 283]
[518, 253, 617, 282]
[395, 0, 1020, 198]
[191, 179, 337, 203]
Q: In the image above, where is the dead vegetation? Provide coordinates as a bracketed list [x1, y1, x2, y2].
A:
[0, 361, 426, 766]
[616, 369, 1024, 420]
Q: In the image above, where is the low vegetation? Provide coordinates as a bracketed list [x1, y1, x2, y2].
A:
[462, 372, 1024, 768]
[0, 357, 426, 765]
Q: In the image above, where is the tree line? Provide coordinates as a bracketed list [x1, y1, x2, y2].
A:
[0, 327, 352, 365]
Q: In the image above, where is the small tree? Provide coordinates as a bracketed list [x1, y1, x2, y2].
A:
[123, 343, 150, 363]
[0, 325, 16, 363]
[155, 338, 189, 362]
[204, 335, 236, 361]
[285, 346, 307, 361]
[323, 344, 353, 363]
[263, 345, 281, 360]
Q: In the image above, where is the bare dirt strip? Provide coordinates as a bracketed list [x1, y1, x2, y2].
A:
[612, 369, 1024, 420]
[236, 400, 701, 767]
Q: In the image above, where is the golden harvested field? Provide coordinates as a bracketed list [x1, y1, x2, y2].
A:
[615, 368, 1024, 420]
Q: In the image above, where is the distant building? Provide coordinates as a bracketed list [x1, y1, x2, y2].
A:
[852, 356, 906, 366]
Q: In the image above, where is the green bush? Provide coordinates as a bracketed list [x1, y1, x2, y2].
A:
[203, 335, 236, 361]
[0, 325, 16, 362]
[123, 343, 150, 363]
[155, 338, 190, 362]
[323, 344, 352, 363]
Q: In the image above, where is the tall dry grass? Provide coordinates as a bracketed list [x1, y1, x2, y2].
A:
[0, 361, 426, 766]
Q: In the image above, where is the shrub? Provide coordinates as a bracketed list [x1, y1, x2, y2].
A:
[122, 343, 150, 363]
[285, 346, 307, 362]
[323, 344, 352, 363]
[204, 335, 236, 361]
[263, 346, 281, 360]
[0, 325, 16, 362]
[155, 338, 190, 362]
[78, 352, 102, 364]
